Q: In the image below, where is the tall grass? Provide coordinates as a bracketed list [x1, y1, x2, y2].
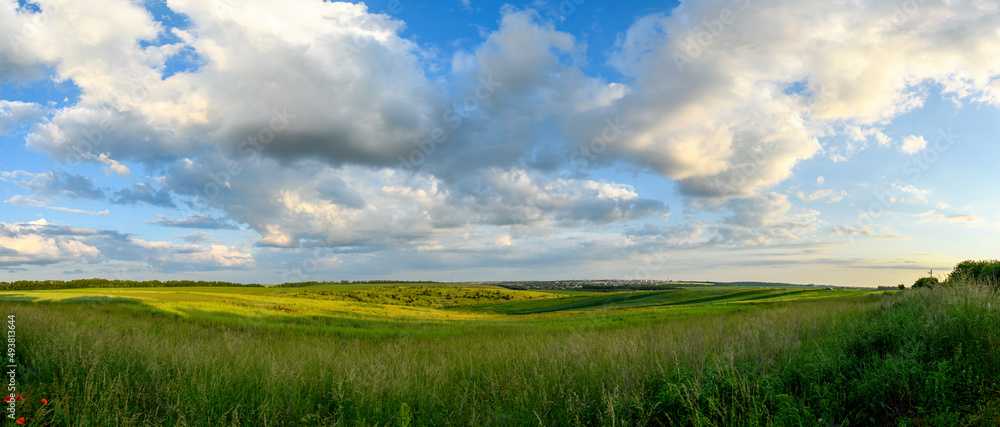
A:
[650, 282, 1000, 426]
[4, 284, 999, 426]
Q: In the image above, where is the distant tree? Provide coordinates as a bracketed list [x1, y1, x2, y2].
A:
[898, 284, 905, 290]
[913, 276, 939, 289]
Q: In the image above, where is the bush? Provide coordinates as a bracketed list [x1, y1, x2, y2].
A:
[948, 260, 1000, 288]
[913, 276, 940, 288]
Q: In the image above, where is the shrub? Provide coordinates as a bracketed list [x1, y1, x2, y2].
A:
[947, 260, 1000, 289]
[913, 276, 940, 288]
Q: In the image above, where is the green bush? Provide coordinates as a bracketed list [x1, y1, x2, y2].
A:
[913, 276, 940, 288]
[948, 260, 1000, 288]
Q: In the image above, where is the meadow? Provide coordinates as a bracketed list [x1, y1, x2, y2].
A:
[1, 280, 998, 426]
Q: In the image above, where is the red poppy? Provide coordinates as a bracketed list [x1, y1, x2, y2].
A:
[41, 398, 48, 404]
[16, 417, 24, 424]
[2, 395, 10, 403]
[15, 394, 22, 400]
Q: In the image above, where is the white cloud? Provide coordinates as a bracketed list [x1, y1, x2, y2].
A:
[900, 135, 927, 154]
[918, 210, 985, 226]
[0, 220, 102, 266]
[131, 239, 255, 270]
[0, 3, 49, 82]
[22, 0, 440, 169]
[875, 131, 893, 147]
[80, 152, 131, 176]
[0, 219, 254, 271]
[599, 0, 1000, 196]
[890, 183, 930, 203]
[795, 189, 847, 203]
[4, 194, 110, 216]
[0, 100, 43, 133]
[161, 159, 665, 249]
[830, 225, 903, 239]
[830, 225, 875, 237]
[680, 193, 825, 247]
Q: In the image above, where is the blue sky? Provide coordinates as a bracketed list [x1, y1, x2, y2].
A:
[1, 0, 999, 286]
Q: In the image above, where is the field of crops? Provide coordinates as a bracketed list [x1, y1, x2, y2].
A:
[2, 283, 998, 426]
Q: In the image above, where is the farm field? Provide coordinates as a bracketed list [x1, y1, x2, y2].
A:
[2, 283, 999, 426]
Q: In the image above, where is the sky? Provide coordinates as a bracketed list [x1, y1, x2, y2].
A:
[1, 0, 999, 286]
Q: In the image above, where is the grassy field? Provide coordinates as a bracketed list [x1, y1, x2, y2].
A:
[1, 283, 998, 426]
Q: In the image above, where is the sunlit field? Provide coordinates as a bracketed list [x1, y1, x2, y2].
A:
[2, 282, 999, 426]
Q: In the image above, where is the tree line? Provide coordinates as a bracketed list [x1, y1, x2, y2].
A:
[0, 279, 264, 291]
[273, 280, 441, 288]
[0, 279, 451, 291]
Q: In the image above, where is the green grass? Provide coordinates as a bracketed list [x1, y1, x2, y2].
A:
[289, 286, 554, 308]
[474, 288, 869, 315]
[2, 283, 998, 426]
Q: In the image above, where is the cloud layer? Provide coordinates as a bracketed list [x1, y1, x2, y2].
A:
[2, 0, 999, 280]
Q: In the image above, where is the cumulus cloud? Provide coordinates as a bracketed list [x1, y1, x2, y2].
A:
[660, 192, 823, 248]
[161, 159, 665, 249]
[0, 219, 102, 266]
[79, 152, 131, 176]
[0, 100, 44, 133]
[597, 0, 1000, 196]
[129, 239, 254, 272]
[0, 2, 49, 82]
[900, 135, 927, 154]
[0, 219, 254, 271]
[6, 1, 646, 251]
[711, 193, 822, 246]
[20, 0, 441, 170]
